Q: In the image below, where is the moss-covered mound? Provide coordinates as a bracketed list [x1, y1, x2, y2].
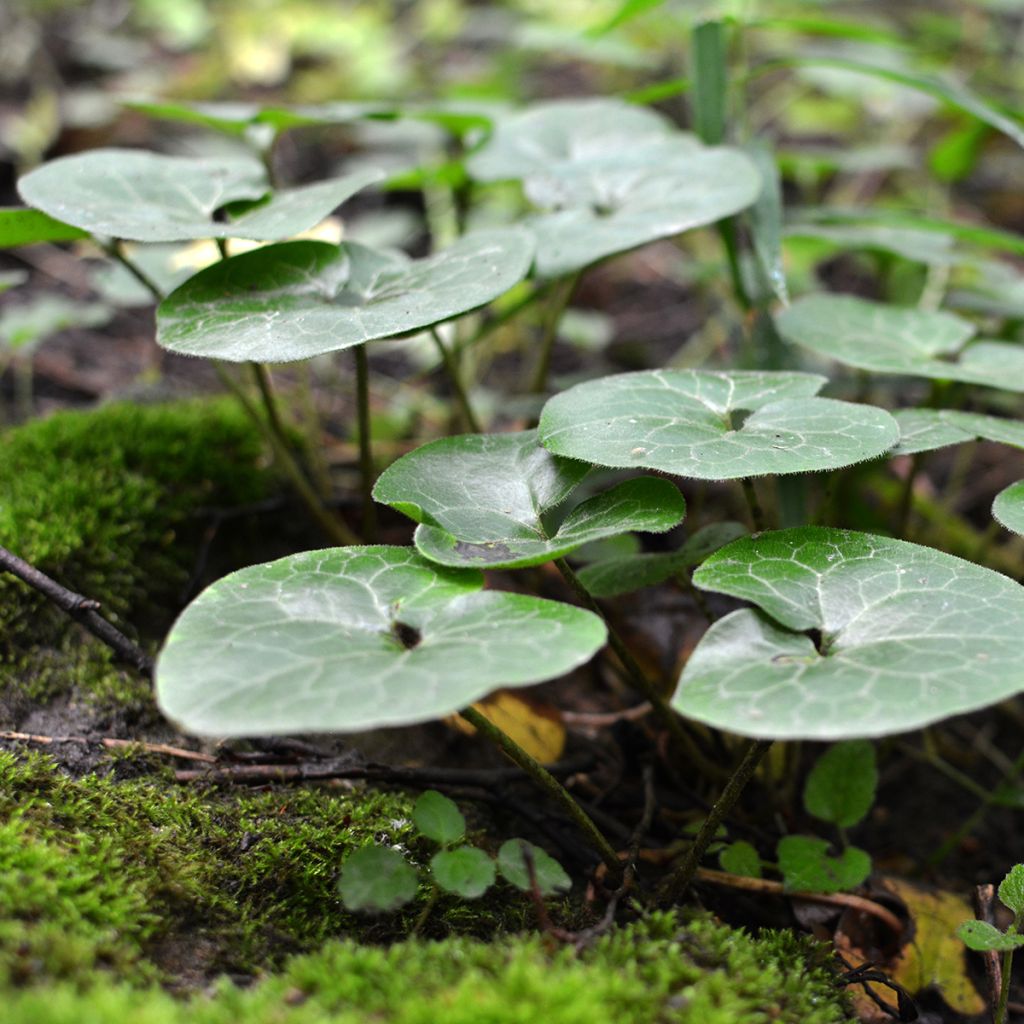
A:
[0, 399, 276, 707]
[3, 910, 852, 1024]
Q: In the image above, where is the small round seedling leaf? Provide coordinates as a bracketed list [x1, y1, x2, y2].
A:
[957, 920, 1024, 952]
[803, 740, 877, 829]
[156, 546, 606, 737]
[893, 409, 1024, 457]
[413, 790, 466, 845]
[577, 522, 746, 598]
[18, 149, 381, 243]
[156, 231, 533, 362]
[993, 481, 1024, 537]
[777, 835, 871, 894]
[777, 293, 1024, 393]
[719, 840, 762, 879]
[999, 864, 1024, 916]
[497, 839, 571, 896]
[339, 846, 418, 913]
[539, 370, 898, 480]
[673, 527, 1024, 739]
[375, 430, 684, 569]
[430, 847, 496, 898]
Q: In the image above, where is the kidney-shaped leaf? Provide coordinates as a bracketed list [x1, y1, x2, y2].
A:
[993, 481, 1024, 536]
[18, 149, 381, 243]
[156, 546, 605, 737]
[777, 293, 1024, 392]
[672, 527, 1024, 739]
[374, 430, 684, 569]
[156, 231, 533, 362]
[893, 409, 1024, 456]
[539, 370, 898, 480]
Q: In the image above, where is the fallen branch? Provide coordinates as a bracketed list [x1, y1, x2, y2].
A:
[1, 730, 214, 763]
[0, 545, 152, 677]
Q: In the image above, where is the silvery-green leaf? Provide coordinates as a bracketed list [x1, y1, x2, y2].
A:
[539, 369, 898, 480]
[993, 481, 1024, 536]
[893, 409, 1024, 456]
[777, 835, 871, 894]
[156, 231, 533, 362]
[466, 98, 675, 182]
[526, 147, 762, 277]
[0, 271, 27, 294]
[430, 848, 496, 898]
[577, 522, 747, 598]
[784, 223, 957, 264]
[0, 296, 112, 352]
[18, 149, 381, 243]
[339, 846, 418, 913]
[777, 293, 1024, 392]
[156, 547, 605, 737]
[0, 207, 89, 247]
[374, 430, 684, 569]
[673, 527, 1024, 739]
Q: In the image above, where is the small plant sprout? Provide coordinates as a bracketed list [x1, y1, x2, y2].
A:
[958, 864, 1024, 1024]
[338, 790, 567, 915]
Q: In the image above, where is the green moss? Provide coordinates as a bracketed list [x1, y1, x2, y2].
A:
[0, 750, 419, 986]
[2, 911, 853, 1023]
[0, 399, 275, 705]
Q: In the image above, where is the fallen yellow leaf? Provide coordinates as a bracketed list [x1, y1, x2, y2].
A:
[450, 691, 565, 764]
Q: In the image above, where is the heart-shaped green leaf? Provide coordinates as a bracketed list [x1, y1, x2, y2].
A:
[373, 430, 684, 569]
[803, 740, 877, 829]
[413, 791, 466, 845]
[777, 293, 1024, 392]
[156, 231, 533, 362]
[466, 98, 677, 183]
[777, 835, 871, 894]
[156, 546, 606, 737]
[1000, 865, 1024, 916]
[957, 920, 1024, 952]
[993, 481, 1024, 536]
[673, 527, 1024, 739]
[525, 146, 763, 277]
[893, 409, 1024, 456]
[577, 522, 747, 598]
[18, 149, 381, 243]
[430, 847, 496, 898]
[339, 846, 419, 913]
[496, 839, 571, 895]
[0, 207, 89, 248]
[539, 370, 899, 480]
[719, 840, 763, 879]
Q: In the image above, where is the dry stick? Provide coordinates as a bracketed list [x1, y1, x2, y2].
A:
[554, 558, 726, 780]
[1, 731, 214, 763]
[659, 738, 774, 904]
[214, 364, 361, 547]
[693, 867, 905, 938]
[0, 545, 152, 676]
[353, 346, 378, 541]
[458, 704, 622, 877]
[430, 327, 481, 433]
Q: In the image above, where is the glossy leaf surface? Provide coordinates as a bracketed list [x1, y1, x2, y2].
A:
[157, 232, 533, 362]
[673, 527, 1024, 739]
[374, 430, 684, 569]
[540, 370, 898, 480]
[156, 546, 606, 737]
[777, 293, 1024, 392]
[18, 149, 381, 243]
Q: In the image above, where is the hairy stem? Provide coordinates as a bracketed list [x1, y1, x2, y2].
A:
[104, 240, 164, 302]
[354, 346, 378, 541]
[457, 704, 622, 875]
[529, 273, 580, 394]
[741, 477, 766, 532]
[659, 738, 773, 903]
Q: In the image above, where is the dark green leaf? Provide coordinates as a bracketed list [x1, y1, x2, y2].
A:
[719, 840, 762, 878]
[413, 791, 466, 846]
[777, 835, 871, 894]
[803, 740, 877, 828]
[497, 839, 571, 896]
[430, 847, 496, 898]
[339, 846, 418, 913]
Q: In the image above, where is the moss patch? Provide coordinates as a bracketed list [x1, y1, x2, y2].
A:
[3, 911, 853, 1024]
[0, 398, 275, 707]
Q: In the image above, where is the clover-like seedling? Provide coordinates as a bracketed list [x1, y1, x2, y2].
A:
[155, 546, 606, 737]
[17, 149, 383, 245]
[155, 230, 534, 362]
[958, 864, 1024, 1024]
[776, 293, 1024, 393]
[372, 429, 685, 569]
[539, 370, 899, 480]
[673, 527, 1024, 739]
[338, 790, 567, 914]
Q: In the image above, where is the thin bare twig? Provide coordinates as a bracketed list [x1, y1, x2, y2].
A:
[0, 545, 152, 676]
[1, 731, 214, 763]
